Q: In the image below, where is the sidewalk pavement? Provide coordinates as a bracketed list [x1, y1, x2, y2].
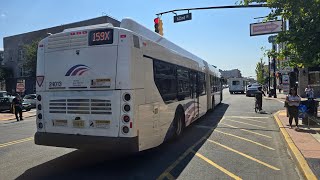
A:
[0, 110, 36, 121]
[274, 110, 320, 179]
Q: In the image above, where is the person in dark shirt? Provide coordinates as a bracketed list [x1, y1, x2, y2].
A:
[255, 86, 266, 111]
[12, 94, 23, 121]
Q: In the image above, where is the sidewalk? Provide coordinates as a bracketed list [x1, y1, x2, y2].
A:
[274, 110, 320, 179]
[0, 110, 36, 121]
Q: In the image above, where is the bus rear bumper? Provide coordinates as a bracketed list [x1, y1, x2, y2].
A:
[35, 132, 139, 153]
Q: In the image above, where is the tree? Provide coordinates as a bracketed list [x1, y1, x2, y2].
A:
[0, 67, 13, 80]
[23, 40, 40, 77]
[239, 0, 320, 67]
[255, 58, 266, 84]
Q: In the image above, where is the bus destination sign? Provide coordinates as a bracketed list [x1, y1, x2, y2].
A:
[89, 29, 113, 46]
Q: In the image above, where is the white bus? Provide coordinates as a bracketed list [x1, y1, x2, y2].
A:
[34, 18, 222, 152]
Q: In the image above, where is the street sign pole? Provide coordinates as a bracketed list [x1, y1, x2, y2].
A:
[272, 43, 277, 98]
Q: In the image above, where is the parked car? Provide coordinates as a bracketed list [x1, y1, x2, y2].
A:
[23, 94, 36, 108]
[0, 97, 12, 112]
[0, 91, 8, 97]
[22, 102, 32, 111]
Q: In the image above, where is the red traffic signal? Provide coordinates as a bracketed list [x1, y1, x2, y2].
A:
[154, 18, 159, 33]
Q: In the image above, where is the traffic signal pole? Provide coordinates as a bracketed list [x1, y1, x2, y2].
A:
[156, 4, 267, 16]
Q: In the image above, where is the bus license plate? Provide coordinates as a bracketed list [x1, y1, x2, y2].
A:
[73, 120, 84, 128]
[95, 120, 110, 128]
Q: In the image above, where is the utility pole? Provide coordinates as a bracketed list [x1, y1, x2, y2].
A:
[268, 56, 271, 97]
[272, 43, 277, 98]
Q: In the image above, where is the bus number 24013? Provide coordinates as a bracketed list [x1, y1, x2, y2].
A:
[49, 81, 62, 87]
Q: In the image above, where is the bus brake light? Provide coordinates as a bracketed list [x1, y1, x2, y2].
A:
[120, 35, 126, 38]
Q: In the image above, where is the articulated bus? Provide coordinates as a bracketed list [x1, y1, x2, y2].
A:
[34, 18, 222, 152]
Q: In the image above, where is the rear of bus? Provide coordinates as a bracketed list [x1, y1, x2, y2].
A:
[34, 24, 139, 152]
[229, 78, 245, 94]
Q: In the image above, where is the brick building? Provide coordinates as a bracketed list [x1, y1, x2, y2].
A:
[2, 16, 120, 95]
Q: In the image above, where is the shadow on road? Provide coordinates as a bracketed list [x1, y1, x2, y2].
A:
[17, 103, 229, 180]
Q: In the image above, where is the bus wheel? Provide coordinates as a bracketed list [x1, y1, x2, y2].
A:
[173, 108, 185, 138]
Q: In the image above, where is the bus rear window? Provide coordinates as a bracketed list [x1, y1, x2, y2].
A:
[232, 81, 240, 85]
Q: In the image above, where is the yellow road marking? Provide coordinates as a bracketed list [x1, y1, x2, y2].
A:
[157, 117, 227, 180]
[274, 111, 317, 180]
[0, 137, 34, 148]
[220, 123, 272, 139]
[215, 130, 275, 150]
[207, 139, 280, 171]
[165, 173, 175, 180]
[224, 116, 267, 119]
[238, 117, 267, 124]
[192, 151, 242, 180]
[156, 128, 215, 180]
[225, 119, 265, 129]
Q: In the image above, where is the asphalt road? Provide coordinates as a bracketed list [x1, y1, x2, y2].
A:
[0, 90, 302, 180]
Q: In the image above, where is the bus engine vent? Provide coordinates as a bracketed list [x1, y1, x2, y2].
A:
[46, 32, 88, 52]
[49, 99, 111, 114]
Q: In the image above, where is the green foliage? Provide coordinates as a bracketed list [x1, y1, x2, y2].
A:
[239, 0, 320, 67]
[255, 58, 266, 84]
[0, 67, 13, 80]
[23, 40, 40, 77]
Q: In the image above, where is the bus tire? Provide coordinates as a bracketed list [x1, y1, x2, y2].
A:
[173, 107, 185, 139]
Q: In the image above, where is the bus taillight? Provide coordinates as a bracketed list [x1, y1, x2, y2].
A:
[122, 126, 129, 134]
[123, 115, 130, 123]
[123, 93, 131, 102]
[37, 95, 42, 101]
[123, 104, 130, 112]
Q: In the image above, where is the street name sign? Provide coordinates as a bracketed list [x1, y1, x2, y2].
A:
[250, 20, 283, 36]
[174, 13, 192, 23]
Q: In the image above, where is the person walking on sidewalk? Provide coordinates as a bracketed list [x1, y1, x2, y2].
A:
[285, 88, 301, 129]
[12, 94, 23, 121]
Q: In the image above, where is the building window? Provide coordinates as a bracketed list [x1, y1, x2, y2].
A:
[20, 67, 28, 77]
[309, 71, 320, 85]
[18, 49, 24, 61]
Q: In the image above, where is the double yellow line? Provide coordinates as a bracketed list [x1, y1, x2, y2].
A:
[0, 137, 34, 148]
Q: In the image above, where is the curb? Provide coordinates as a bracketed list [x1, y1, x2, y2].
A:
[273, 111, 317, 180]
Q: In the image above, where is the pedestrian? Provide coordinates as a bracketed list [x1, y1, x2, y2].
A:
[12, 93, 23, 121]
[305, 85, 314, 99]
[285, 88, 301, 129]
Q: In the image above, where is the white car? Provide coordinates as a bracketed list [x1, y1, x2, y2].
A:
[23, 94, 36, 108]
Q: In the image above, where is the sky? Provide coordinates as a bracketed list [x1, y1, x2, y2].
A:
[0, 0, 274, 77]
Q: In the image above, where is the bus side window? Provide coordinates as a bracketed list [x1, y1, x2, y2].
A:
[153, 60, 177, 103]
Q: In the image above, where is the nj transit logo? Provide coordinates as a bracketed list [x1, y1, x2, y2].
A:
[65, 64, 90, 76]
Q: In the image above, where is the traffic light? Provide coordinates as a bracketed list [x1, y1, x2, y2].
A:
[158, 19, 163, 36]
[154, 18, 159, 33]
[154, 17, 163, 36]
